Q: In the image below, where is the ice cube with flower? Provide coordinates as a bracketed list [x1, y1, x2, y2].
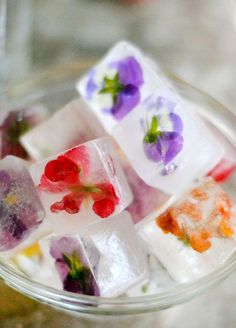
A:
[30, 138, 133, 234]
[78, 41, 164, 133]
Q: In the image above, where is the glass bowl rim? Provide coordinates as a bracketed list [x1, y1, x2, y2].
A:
[0, 63, 236, 315]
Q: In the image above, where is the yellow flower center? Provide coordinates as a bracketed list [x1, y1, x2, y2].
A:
[5, 192, 18, 205]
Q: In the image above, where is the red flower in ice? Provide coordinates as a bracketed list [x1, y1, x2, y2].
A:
[39, 146, 119, 218]
[208, 159, 236, 183]
[45, 156, 80, 183]
[92, 183, 119, 218]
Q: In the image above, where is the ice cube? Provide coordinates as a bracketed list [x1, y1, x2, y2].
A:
[30, 137, 133, 234]
[0, 156, 45, 251]
[0, 219, 52, 259]
[124, 164, 169, 223]
[80, 211, 148, 297]
[137, 177, 236, 282]
[77, 41, 165, 134]
[113, 90, 223, 194]
[207, 122, 236, 182]
[184, 98, 236, 183]
[0, 104, 48, 159]
[40, 234, 100, 295]
[20, 98, 105, 161]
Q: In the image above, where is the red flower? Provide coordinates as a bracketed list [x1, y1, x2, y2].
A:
[64, 145, 90, 176]
[51, 193, 84, 214]
[45, 156, 80, 183]
[91, 183, 119, 218]
[93, 199, 116, 218]
[50, 183, 119, 218]
[208, 160, 236, 183]
[39, 147, 119, 218]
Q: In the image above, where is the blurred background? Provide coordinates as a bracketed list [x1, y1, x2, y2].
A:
[1, 0, 236, 327]
[1, 0, 236, 112]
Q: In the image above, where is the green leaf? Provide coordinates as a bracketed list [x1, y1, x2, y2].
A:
[143, 115, 162, 144]
[150, 116, 158, 134]
[99, 73, 124, 104]
[63, 252, 85, 279]
[63, 253, 72, 267]
[7, 119, 31, 144]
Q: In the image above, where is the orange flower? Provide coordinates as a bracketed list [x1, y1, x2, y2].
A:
[218, 219, 234, 238]
[189, 230, 211, 253]
[216, 192, 233, 220]
[191, 188, 209, 201]
[172, 201, 202, 222]
[156, 210, 181, 237]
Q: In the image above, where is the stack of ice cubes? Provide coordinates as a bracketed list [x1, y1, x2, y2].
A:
[0, 41, 235, 298]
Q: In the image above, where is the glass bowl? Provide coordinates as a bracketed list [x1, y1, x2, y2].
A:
[0, 63, 236, 316]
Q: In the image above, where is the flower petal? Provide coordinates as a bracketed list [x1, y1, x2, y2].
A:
[64, 145, 90, 177]
[85, 69, 99, 99]
[50, 236, 80, 260]
[55, 259, 70, 282]
[91, 183, 119, 218]
[160, 132, 184, 165]
[169, 112, 183, 133]
[50, 193, 84, 214]
[39, 174, 68, 193]
[118, 56, 144, 87]
[0, 170, 11, 193]
[143, 140, 163, 162]
[93, 198, 116, 218]
[44, 156, 79, 184]
[156, 97, 176, 113]
[111, 85, 140, 120]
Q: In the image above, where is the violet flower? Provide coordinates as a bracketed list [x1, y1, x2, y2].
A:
[143, 113, 183, 166]
[50, 236, 100, 296]
[86, 56, 144, 120]
[0, 169, 42, 250]
[86, 69, 99, 100]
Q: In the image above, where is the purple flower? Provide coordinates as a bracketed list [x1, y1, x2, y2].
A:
[111, 84, 140, 120]
[87, 56, 144, 120]
[50, 236, 100, 296]
[0, 165, 44, 251]
[169, 112, 183, 134]
[156, 97, 176, 113]
[143, 113, 183, 167]
[144, 131, 183, 165]
[0, 171, 11, 193]
[85, 69, 99, 100]
[6, 214, 27, 240]
[117, 56, 143, 86]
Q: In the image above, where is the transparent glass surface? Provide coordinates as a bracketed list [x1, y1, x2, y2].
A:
[0, 63, 236, 316]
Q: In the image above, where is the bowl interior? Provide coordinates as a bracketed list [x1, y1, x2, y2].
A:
[0, 64, 236, 315]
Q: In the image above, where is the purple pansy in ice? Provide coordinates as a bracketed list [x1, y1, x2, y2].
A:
[143, 97, 184, 169]
[50, 236, 100, 296]
[86, 69, 99, 100]
[86, 56, 144, 120]
[0, 169, 43, 251]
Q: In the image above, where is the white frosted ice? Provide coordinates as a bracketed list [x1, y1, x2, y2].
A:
[20, 98, 104, 161]
[80, 211, 148, 297]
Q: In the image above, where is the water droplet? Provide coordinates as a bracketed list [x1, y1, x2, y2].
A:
[161, 163, 177, 176]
